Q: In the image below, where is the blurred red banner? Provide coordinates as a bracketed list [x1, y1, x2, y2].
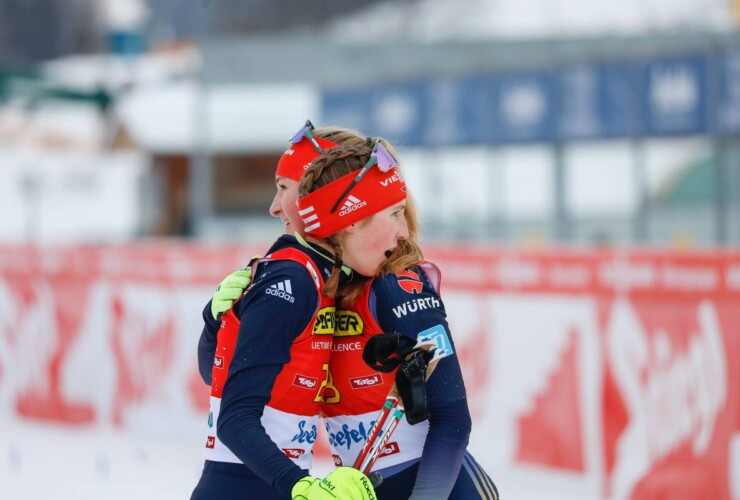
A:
[1, 244, 738, 498]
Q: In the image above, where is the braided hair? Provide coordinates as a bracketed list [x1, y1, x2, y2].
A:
[313, 126, 367, 149]
[299, 145, 373, 301]
[300, 138, 425, 306]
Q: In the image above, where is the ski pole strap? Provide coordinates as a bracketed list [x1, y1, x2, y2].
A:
[395, 349, 434, 425]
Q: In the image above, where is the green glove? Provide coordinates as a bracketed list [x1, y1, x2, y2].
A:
[210, 267, 252, 320]
[291, 467, 377, 500]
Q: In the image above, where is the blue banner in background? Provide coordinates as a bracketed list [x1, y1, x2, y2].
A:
[557, 64, 637, 140]
[322, 48, 737, 145]
[488, 72, 557, 143]
[369, 83, 426, 146]
[639, 56, 708, 136]
[558, 65, 603, 140]
[322, 89, 372, 136]
[601, 64, 638, 138]
[322, 84, 427, 147]
[420, 78, 487, 145]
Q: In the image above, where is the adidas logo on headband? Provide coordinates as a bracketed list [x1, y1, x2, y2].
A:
[339, 195, 367, 216]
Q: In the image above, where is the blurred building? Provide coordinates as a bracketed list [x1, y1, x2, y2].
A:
[0, 0, 739, 247]
[183, 30, 739, 248]
[0, 0, 101, 64]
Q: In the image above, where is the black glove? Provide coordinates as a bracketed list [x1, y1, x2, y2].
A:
[395, 348, 435, 425]
[362, 332, 418, 373]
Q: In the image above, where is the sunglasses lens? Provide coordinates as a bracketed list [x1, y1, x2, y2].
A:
[289, 120, 315, 144]
[290, 126, 308, 144]
[373, 142, 398, 173]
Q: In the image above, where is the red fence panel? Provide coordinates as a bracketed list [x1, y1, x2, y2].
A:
[1, 245, 738, 498]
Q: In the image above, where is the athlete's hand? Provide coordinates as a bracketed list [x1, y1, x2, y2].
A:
[291, 467, 377, 500]
[210, 268, 251, 320]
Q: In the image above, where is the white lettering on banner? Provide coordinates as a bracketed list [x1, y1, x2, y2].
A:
[661, 264, 718, 292]
[0, 281, 74, 414]
[600, 260, 657, 290]
[726, 264, 740, 291]
[110, 289, 177, 426]
[434, 261, 486, 287]
[392, 296, 441, 318]
[491, 258, 541, 288]
[607, 299, 727, 498]
[547, 264, 591, 288]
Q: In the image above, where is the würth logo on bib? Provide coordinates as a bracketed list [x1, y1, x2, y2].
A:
[350, 374, 382, 389]
[266, 279, 295, 303]
[205, 436, 215, 449]
[339, 195, 367, 216]
[293, 373, 319, 389]
[214, 355, 224, 369]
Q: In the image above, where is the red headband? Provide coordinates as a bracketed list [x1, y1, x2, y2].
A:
[275, 136, 339, 182]
[297, 166, 407, 238]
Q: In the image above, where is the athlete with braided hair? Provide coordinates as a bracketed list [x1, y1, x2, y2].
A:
[199, 123, 498, 499]
[300, 144, 498, 500]
[191, 123, 390, 500]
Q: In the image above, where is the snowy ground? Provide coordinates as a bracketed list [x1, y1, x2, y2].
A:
[0, 415, 596, 500]
[1, 416, 206, 500]
[0, 416, 336, 500]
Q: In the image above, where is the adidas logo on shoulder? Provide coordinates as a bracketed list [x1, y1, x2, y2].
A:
[266, 279, 295, 303]
[339, 195, 367, 216]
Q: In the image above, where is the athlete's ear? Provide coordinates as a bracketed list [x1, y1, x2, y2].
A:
[342, 223, 359, 235]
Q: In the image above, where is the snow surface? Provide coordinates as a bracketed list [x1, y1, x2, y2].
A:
[0, 415, 590, 500]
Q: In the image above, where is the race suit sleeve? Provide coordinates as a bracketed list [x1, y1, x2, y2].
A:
[197, 303, 221, 385]
[216, 260, 318, 499]
[373, 267, 472, 500]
